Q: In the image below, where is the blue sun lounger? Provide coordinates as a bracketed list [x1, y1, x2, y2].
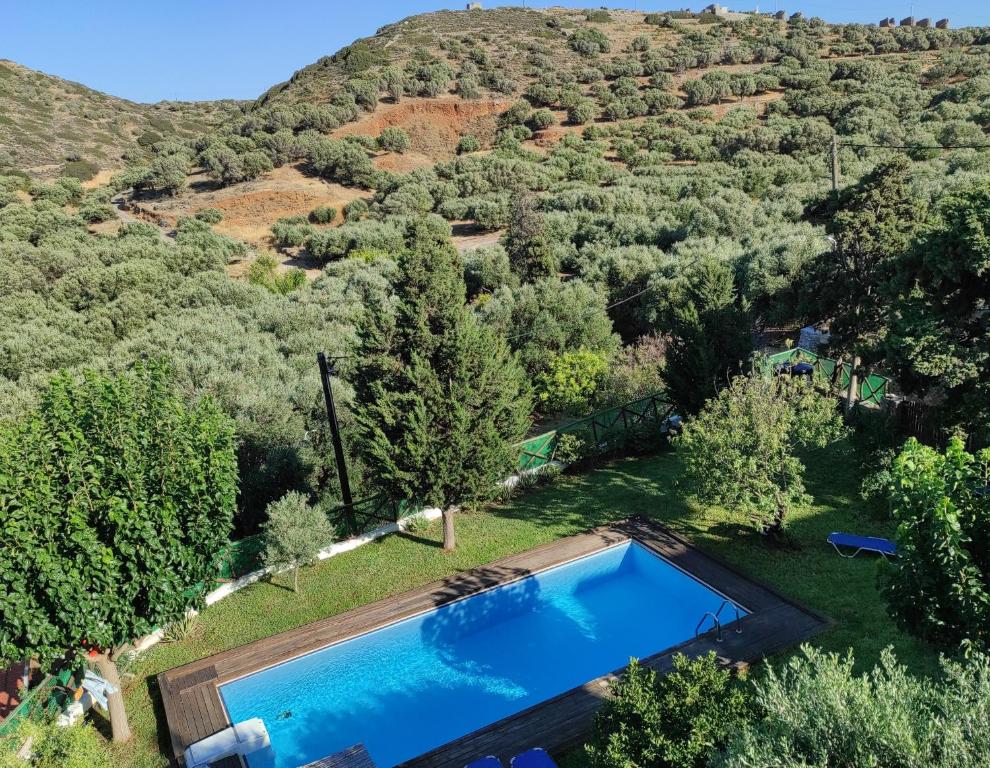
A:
[511, 749, 558, 768]
[827, 531, 897, 559]
[465, 757, 503, 768]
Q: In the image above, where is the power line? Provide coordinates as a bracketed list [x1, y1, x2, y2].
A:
[841, 142, 990, 150]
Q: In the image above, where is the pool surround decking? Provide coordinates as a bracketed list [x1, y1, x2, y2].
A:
[157, 518, 829, 768]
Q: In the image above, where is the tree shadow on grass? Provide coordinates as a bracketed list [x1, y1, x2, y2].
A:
[395, 530, 444, 549]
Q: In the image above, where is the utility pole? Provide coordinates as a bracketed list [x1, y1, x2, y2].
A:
[317, 352, 355, 532]
[830, 135, 840, 194]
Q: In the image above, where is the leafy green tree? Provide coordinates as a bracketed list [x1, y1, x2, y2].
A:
[885, 183, 990, 433]
[535, 349, 610, 414]
[679, 374, 845, 536]
[656, 257, 752, 414]
[0, 362, 237, 742]
[261, 491, 335, 592]
[505, 194, 557, 282]
[353, 217, 532, 549]
[880, 437, 990, 650]
[588, 653, 749, 768]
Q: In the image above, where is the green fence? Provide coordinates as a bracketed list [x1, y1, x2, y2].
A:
[517, 391, 675, 472]
[761, 348, 891, 406]
[0, 668, 74, 739]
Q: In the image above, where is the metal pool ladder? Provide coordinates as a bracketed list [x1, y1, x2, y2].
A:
[694, 599, 743, 642]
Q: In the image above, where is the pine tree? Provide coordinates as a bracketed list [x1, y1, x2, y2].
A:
[661, 257, 752, 414]
[353, 216, 532, 549]
[505, 194, 558, 282]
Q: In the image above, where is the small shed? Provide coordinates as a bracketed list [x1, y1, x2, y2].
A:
[936, 18, 950, 28]
[900, 15, 915, 26]
[917, 17, 931, 27]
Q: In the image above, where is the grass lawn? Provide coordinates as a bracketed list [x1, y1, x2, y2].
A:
[111, 440, 938, 768]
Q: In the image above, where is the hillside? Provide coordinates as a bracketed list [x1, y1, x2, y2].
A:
[1, 6, 989, 525]
[0, 59, 242, 178]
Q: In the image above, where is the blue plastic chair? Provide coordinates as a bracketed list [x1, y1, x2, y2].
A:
[465, 757, 504, 768]
[827, 531, 897, 559]
[510, 749, 558, 768]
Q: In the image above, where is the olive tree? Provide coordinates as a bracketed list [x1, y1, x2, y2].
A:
[261, 492, 335, 593]
[679, 374, 845, 536]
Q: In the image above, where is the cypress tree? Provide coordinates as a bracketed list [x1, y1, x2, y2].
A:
[353, 216, 532, 549]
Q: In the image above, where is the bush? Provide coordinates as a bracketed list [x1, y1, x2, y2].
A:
[248, 253, 307, 295]
[378, 127, 411, 154]
[271, 215, 313, 249]
[194, 207, 224, 224]
[530, 108, 556, 130]
[309, 205, 337, 224]
[588, 653, 749, 768]
[343, 198, 369, 221]
[568, 100, 598, 125]
[62, 158, 99, 181]
[585, 9, 612, 22]
[463, 244, 517, 298]
[569, 28, 611, 57]
[457, 134, 482, 154]
[261, 491, 335, 592]
[716, 647, 990, 768]
[536, 349, 610, 414]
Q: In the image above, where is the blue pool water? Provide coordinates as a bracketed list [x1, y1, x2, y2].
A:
[220, 542, 743, 768]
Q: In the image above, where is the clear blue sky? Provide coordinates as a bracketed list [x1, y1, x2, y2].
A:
[5, 1, 989, 103]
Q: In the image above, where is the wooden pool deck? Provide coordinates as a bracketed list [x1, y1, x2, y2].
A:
[158, 518, 828, 768]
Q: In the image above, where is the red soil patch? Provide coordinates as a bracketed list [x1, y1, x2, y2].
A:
[335, 98, 512, 160]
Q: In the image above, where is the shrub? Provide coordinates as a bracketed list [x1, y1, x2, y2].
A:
[343, 198, 369, 221]
[588, 653, 749, 768]
[536, 349, 610, 414]
[880, 437, 990, 650]
[271, 215, 313, 249]
[457, 134, 482, 154]
[77, 199, 116, 224]
[248, 253, 307, 295]
[530, 108, 556, 130]
[568, 100, 598, 125]
[716, 647, 990, 768]
[309, 205, 337, 224]
[569, 28, 611, 57]
[378, 127, 411, 154]
[463, 244, 516, 298]
[261, 491, 335, 592]
[194, 207, 224, 224]
[585, 9, 612, 22]
[62, 158, 99, 181]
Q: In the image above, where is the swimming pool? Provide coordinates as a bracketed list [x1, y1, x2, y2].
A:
[218, 541, 745, 768]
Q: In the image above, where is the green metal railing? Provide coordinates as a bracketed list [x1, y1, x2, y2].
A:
[0, 668, 74, 739]
[761, 348, 891, 406]
[517, 391, 675, 472]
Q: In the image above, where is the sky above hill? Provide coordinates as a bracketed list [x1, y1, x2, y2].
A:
[6, 0, 990, 103]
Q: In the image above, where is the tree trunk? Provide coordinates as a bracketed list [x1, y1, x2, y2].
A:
[293, 565, 299, 593]
[442, 508, 456, 551]
[93, 652, 130, 743]
[845, 354, 861, 414]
